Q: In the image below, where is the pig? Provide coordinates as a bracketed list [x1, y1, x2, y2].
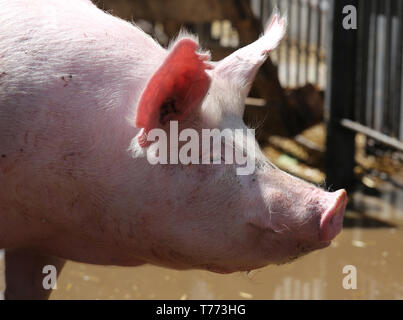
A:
[0, 0, 347, 299]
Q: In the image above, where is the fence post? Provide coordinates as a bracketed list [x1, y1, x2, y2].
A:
[325, 0, 359, 191]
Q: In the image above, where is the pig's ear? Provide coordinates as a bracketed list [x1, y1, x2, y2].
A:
[135, 38, 212, 147]
[215, 13, 286, 92]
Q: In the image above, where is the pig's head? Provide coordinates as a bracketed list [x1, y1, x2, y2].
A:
[128, 14, 347, 273]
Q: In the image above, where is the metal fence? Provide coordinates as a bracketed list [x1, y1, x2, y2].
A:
[188, 0, 331, 89]
[353, 0, 403, 145]
[326, 0, 403, 191]
[253, 0, 402, 147]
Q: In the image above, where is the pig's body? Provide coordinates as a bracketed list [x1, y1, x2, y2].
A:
[1, 0, 347, 298]
[0, 0, 166, 265]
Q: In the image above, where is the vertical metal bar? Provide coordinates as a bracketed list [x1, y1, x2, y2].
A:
[266, 0, 272, 13]
[271, 0, 280, 67]
[354, 0, 362, 123]
[365, 0, 375, 128]
[325, 0, 358, 191]
[355, 0, 370, 124]
[374, 1, 386, 133]
[275, 0, 280, 11]
[286, 0, 292, 87]
[398, 0, 403, 140]
[315, 1, 323, 84]
[296, 0, 302, 86]
[320, 0, 331, 89]
[324, 0, 333, 117]
[277, 0, 285, 86]
[260, 0, 265, 26]
[265, 0, 270, 20]
[369, 0, 378, 129]
[391, 0, 403, 139]
[383, 0, 392, 136]
[306, 0, 313, 84]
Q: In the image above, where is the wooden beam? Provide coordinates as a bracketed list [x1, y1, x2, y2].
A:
[99, 0, 249, 23]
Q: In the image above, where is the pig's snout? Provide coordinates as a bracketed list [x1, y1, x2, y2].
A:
[319, 189, 347, 242]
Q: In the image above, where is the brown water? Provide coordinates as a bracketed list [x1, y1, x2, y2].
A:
[50, 189, 403, 300]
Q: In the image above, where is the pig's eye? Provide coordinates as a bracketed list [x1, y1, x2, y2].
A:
[159, 98, 178, 125]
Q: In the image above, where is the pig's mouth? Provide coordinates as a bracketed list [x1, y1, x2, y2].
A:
[319, 189, 348, 242]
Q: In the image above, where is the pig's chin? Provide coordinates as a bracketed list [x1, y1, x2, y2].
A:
[196, 245, 332, 274]
[191, 240, 332, 275]
[274, 241, 331, 267]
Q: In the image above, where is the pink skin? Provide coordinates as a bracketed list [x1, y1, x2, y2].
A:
[0, 0, 347, 278]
